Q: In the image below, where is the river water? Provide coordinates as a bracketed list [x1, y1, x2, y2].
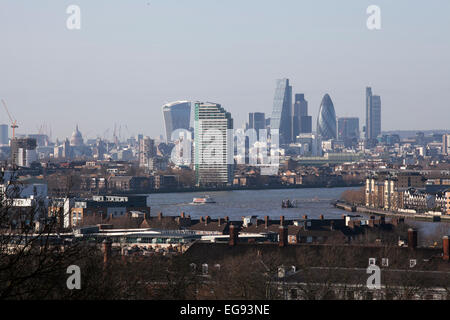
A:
[147, 187, 450, 239]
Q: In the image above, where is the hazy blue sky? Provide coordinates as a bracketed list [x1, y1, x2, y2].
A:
[1, 0, 449, 141]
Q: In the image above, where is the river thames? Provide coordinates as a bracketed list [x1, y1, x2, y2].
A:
[147, 187, 449, 238]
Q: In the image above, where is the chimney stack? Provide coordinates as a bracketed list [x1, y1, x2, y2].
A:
[265, 216, 269, 228]
[205, 216, 210, 225]
[224, 216, 229, 222]
[181, 212, 185, 219]
[303, 215, 308, 220]
[158, 212, 163, 221]
[218, 218, 222, 226]
[443, 236, 449, 261]
[408, 228, 418, 249]
[229, 224, 239, 246]
[102, 239, 112, 267]
[280, 216, 285, 226]
[279, 225, 288, 247]
[319, 214, 324, 220]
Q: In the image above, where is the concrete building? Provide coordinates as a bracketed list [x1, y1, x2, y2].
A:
[139, 136, 156, 169]
[443, 134, 450, 155]
[194, 102, 233, 186]
[0, 124, 8, 145]
[10, 137, 37, 167]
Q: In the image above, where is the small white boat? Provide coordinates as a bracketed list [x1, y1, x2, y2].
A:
[192, 195, 216, 204]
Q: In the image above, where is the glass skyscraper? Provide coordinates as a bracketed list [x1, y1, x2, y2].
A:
[162, 101, 191, 142]
[270, 78, 292, 145]
[248, 112, 265, 139]
[194, 102, 233, 186]
[317, 94, 337, 140]
[293, 93, 312, 138]
[365, 87, 381, 141]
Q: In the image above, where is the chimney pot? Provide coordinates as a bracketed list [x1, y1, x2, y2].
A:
[319, 214, 324, 220]
[408, 228, 418, 249]
[102, 239, 112, 266]
[279, 225, 288, 247]
[303, 215, 308, 220]
[443, 236, 449, 261]
[280, 215, 285, 226]
[181, 212, 185, 218]
[158, 212, 163, 220]
[265, 216, 269, 228]
[229, 224, 239, 246]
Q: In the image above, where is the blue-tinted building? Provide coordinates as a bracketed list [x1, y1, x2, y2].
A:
[365, 87, 382, 141]
[162, 101, 191, 142]
[270, 79, 292, 145]
[317, 94, 337, 140]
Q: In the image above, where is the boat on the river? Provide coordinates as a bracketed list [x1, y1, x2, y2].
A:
[192, 195, 216, 204]
[282, 199, 298, 208]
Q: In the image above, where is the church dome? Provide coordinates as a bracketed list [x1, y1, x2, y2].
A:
[70, 125, 84, 146]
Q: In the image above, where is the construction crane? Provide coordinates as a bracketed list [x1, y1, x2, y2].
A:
[1, 99, 18, 139]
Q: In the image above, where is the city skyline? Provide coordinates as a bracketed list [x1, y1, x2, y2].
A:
[1, 1, 449, 140]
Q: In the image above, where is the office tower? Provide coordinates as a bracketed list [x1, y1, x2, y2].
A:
[317, 94, 337, 140]
[10, 137, 37, 167]
[338, 117, 360, 147]
[365, 87, 382, 141]
[293, 94, 312, 137]
[0, 124, 8, 145]
[194, 102, 233, 186]
[248, 112, 265, 138]
[162, 101, 191, 143]
[443, 134, 450, 155]
[139, 136, 156, 168]
[270, 78, 292, 145]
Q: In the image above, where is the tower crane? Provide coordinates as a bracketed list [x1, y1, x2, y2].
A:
[1, 99, 18, 139]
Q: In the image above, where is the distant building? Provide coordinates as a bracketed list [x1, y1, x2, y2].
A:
[337, 117, 359, 147]
[443, 134, 450, 155]
[70, 125, 84, 147]
[248, 112, 265, 139]
[365, 87, 381, 143]
[293, 94, 312, 137]
[139, 136, 156, 169]
[270, 79, 292, 145]
[10, 137, 37, 167]
[162, 101, 191, 143]
[317, 94, 337, 140]
[194, 102, 233, 186]
[69, 195, 150, 228]
[0, 124, 8, 145]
